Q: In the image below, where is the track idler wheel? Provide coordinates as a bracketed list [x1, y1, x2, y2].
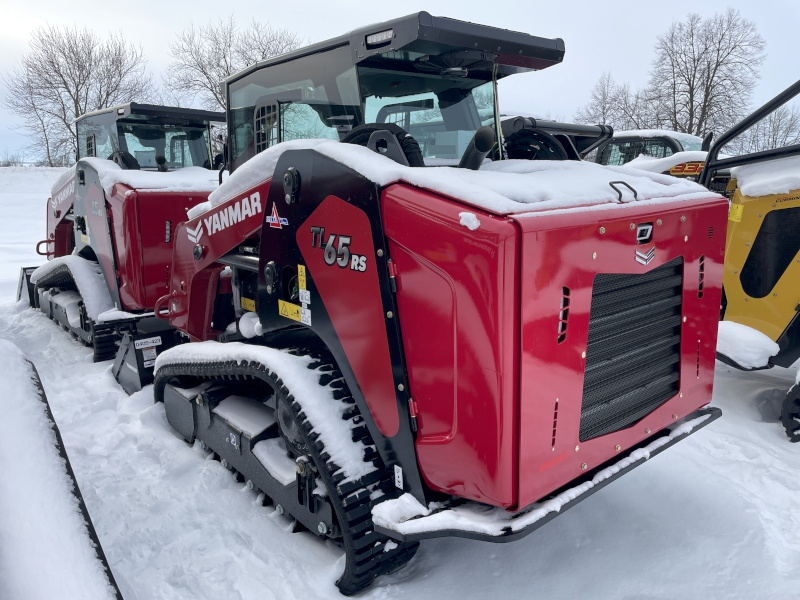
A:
[780, 383, 800, 442]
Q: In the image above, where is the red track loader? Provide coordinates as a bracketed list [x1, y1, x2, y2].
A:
[27, 13, 727, 595]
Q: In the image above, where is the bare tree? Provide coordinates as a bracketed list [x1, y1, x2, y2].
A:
[725, 104, 800, 154]
[649, 9, 765, 136]
[3, 26, 155, 166]
[165, 17, 301, 112]
[575, 10, 767, 141]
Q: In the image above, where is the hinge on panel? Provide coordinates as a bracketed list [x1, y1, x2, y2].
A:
[387, 259, 398, 292]
[408, 398, 419, 432]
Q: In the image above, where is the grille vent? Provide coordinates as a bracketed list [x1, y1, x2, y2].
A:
[698, 255, 705, 298]
[557, 287, 571, 344]
[707, 226, 714, 239]
[579, 257, 684, 442]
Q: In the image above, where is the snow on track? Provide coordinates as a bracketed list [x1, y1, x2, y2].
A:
[0, 300, 798, 599]
[0, 339, 117, 600]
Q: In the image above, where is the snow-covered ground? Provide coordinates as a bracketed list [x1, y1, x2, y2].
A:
[1, 167, 799, 600]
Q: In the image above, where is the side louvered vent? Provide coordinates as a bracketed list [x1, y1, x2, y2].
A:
[579, 257, 684, 442]
[698, 255, 705, 298]
[557, 287, 570, 344]
[551, 398, 559, 449]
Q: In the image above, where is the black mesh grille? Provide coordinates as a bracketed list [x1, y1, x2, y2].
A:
[579, 257, 683, 442]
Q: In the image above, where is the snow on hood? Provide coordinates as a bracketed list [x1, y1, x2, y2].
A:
[0, 339, 118, 600]
[626, 151, 709, 174]
[30, 256, 115, 321]
[81, 157, 219, 198]
[189, 139, 717, 220]
[716, 321, 780, 369]
[731, 154, 800, 198]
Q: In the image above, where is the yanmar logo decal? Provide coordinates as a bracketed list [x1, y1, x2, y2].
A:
[50, 178, 75, 210]
[635, 247, 655, 265]
[187, 192, 262, 242]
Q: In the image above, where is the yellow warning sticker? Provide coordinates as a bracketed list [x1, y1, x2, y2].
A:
[278, 299, 301, 322]
[729, 203, 744, 222]
[241, 297, 256, 312]
[298, 265, 307, 290]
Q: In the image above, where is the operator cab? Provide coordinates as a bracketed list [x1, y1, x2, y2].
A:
[223, 12, 571, 172]
[75, 103, 225, 171]
[594, 130, 705, 166]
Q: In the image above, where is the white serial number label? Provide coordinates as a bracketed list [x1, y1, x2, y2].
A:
[135, 336, 162, 349]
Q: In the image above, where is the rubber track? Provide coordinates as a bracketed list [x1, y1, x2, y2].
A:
[781, 383, 800, 443]
[33, 263, 121, 363]
[155, 349, 419, 595]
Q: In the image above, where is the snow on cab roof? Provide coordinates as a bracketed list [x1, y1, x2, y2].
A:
[189, 139, 717, 220]
[80, 157, 219, 198]
[731, 154, 800, 198]
[613, 129, 704, 144]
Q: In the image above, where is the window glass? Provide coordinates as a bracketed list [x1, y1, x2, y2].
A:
[227, 45, 361, 171]
[599, 139, 673, 165]
[360, 65, 494, 161]
[117, 123, 211, 169]
[77, 113, 118, 159]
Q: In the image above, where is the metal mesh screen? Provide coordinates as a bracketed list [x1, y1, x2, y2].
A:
[579, 257, 684, 442]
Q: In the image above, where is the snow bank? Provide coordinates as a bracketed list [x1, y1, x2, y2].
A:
[81, 157, 219, 198]
[155, 341, 373, 481]
[373, 414, 711, 537]
[190, 139, 716, 220]
[627, 151, 709, 174]
[717, 320, 780, 369]
[731, 154, 800, 197]
[30, 255, 115, 321]
[0, 339, 117, 600]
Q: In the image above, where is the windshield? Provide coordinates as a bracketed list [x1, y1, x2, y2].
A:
[117, 123, 212, 170]
[359, 65, 495, 162]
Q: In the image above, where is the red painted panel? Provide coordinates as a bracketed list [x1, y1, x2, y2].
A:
[382, 185, 519, 508]
[514, 196, 728, 509]
[46, 174, 75, 258]
[298, 196, 400, 438]
[167, 182, 268, 340]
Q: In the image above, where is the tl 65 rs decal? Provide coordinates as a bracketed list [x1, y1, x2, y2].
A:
[310, 226, 368, 272]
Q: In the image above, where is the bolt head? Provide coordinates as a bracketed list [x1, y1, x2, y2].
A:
[377, 249, 384, 257]
[221, 459, 228, 468]
[599, 227, 606, 234]
[296, 461, 306, 474]
[680, 392, 684, 397]
[592, 252, 597, 259]
[575, 445, 580, 452]
[193, 244, 204, 260]
[581, 463, 588, 470]
[398, 383, 405, 392]
[630, 223, 635, 230]
[657, 219, 663, 226]
[386, 311, 393, 318]
[247, 480, 255, 490]
[615, 444, 621, 451]
[645, 428, 651, 435]
[681, 216, 686, 222]
[285, 193, 291, 203]
[275, 504, 284, 515]
[673, 414, 678, 420]
[683, 316, 687, 322]
[318, 522, 328, 534]
[684, 236, 689, 242]
[581, 351, 587, 359]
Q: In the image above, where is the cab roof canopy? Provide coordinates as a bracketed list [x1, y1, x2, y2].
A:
[222, 11, 565, 91]
[77, 103, 226, 125]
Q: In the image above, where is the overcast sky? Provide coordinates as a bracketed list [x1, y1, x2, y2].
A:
[1, 0, 798, 156]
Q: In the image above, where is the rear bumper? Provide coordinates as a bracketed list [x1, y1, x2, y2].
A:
[374, 406, 721, 543]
